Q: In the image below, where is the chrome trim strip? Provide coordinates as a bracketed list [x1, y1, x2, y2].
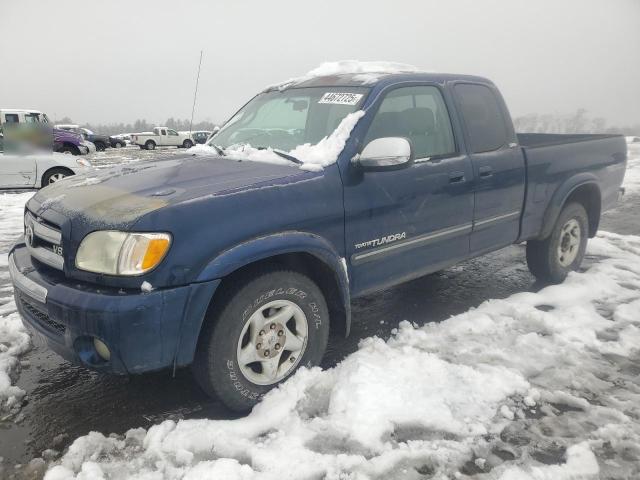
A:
[26, 213, 62, 245]
[8, 253, 48, 303]
[473, 211, 520, 228]
[352, 223, 473, 265]
[26, 244, 64, 270]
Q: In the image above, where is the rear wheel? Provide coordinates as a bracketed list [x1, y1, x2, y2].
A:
[192, 269, 330, 411]
[145, 140, 156, 150]
[94, 141, 107, 151]
[526, 202, 589, 283]
[42, 167, 73, 186]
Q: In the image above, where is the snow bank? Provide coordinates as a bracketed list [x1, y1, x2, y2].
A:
[189, 110, 365, 172]
[44, 228, 640, 479]
[0, 192, 33, 415]
[273, 60, 420, 90]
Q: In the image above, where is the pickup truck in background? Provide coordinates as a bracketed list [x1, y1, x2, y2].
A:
[131, 127, 194, 150]
[9, 70, 626, 411]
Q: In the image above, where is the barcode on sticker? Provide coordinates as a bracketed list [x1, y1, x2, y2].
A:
[318, 92, 363, 105]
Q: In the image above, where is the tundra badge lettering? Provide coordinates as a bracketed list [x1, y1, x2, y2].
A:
[355, 232, 406, 250]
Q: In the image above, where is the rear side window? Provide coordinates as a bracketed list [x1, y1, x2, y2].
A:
[4, 114, 19, 123]
[364, 86, 456, 160]
[455, 84, 508, 153]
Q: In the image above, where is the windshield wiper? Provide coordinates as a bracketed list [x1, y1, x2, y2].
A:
[258, 147, 302, 165]
[210, 144, 226, 156]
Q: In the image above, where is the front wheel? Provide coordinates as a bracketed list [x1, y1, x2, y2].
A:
[182, 139, 194, 149]
[526, 202, 589, 284]
[42, 168, 73, 186]
[193, 269, 330, 411]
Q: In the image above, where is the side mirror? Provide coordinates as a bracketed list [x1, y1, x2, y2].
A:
[353, 137, 412, 171]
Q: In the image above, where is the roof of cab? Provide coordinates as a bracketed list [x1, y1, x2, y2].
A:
[266, 72, 493, 91]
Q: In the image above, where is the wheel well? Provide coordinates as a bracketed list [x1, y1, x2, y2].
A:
[564, 183, 601, 237]
[42, 166, 74, 184]
[204, 252, 348, 338]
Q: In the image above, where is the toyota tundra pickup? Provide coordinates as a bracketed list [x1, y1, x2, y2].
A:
[9, 69, 627, 411]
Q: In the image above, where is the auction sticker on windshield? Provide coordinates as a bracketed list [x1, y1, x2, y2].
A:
[318, 92, 363, 105]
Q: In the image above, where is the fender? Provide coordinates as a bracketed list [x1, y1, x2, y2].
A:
[538, 173, 601, 240]
[197, 230, 351, 330]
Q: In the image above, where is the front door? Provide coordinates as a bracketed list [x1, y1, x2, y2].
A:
[0, 154, 36, 187]
[343, 85, 475, 296]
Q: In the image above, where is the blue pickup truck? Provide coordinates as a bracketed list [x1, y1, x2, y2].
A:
[9, 71, 627, 410]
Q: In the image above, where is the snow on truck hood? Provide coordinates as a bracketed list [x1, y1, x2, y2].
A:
[31, 155, 302, 224]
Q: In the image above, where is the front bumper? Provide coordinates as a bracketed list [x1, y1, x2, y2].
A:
[82, 141, 96, 154]
[9, 243, 220, 375]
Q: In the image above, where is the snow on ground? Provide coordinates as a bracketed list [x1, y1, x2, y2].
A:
[189, 110, 365, 172]
[0, 192, 34, 417]
[41, 231, 640, 479]
[41, 148, 640, 480]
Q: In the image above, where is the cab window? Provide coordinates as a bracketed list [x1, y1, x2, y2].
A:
[24, 113, 41, 123]
[455, 83, 509, 153]
[168, 129, 178, 136]
[364, 86, 456, 160]
[4, 114, 19, 123]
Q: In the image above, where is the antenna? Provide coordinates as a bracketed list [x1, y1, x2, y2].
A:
[189, 50, 203, 134]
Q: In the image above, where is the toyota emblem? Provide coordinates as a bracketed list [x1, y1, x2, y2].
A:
[25, 224, 34, 247]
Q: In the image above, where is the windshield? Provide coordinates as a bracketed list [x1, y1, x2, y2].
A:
[209, 87, 369, 152]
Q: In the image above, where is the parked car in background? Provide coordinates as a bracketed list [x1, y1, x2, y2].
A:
[0, 135, 92, 187]
[109, 136, 127, 148]
[9, 69, 627, 411]
[53, 128, 93, 155]
[56, 125, 113, 151]
[626, 136, 640, 144]
[131, 127, 194, 150]
[191, 130, 212, 144]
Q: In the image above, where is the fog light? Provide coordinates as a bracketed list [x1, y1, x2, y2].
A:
[93, 338, 111, 361]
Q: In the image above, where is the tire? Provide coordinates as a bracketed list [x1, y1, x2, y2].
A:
[42, 167, 73, 186]
[183, 139, 194, 149]
[193, 269, 330, 411]
[145, 140, 156, 150]
[114, 142, 123, 149]
[526, 202, 589, 284]
[95, 141, 106, 151]
[60, 144, 79, 155]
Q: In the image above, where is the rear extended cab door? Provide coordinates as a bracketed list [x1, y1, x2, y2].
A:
[451, 82, 526, 254]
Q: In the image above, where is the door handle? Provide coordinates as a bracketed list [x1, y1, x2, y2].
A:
[448, 172, 465, 183]
[479, 166, 493, 178]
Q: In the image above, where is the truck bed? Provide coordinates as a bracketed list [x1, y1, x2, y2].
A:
[517, 132, 627, 242]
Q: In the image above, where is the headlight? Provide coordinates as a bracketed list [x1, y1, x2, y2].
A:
[76, 158, 91, 167]
[76, 231, 171, 275]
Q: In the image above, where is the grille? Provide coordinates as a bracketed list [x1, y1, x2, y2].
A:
[20, 296, 65, 335]
[24, 211, 64, 271]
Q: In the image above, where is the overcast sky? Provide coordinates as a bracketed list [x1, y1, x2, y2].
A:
[1, 0, 638, 127]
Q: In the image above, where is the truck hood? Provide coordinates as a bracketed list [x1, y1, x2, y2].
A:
[29, 154, 303, 228]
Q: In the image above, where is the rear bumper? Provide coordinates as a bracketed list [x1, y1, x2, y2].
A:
[9, 243, 220, 375]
